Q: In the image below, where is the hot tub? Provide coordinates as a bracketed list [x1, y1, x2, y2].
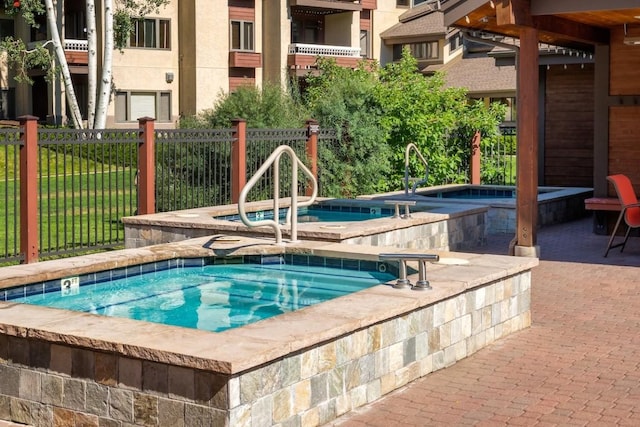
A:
[0, 235, 536, 426]
[359, 185, 593, 234]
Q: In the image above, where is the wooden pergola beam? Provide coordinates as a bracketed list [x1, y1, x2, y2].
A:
[531, 0, 638, 15]
[496, 0, 608, 45]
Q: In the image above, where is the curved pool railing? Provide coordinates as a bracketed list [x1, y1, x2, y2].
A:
[238, 145, 317, 244]
[404, 143, 429, 196]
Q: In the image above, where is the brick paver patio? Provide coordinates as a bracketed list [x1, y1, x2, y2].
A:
[329, 216, 640, 426]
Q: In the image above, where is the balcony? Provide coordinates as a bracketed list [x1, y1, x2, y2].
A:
[229, 51, 262, 68]
[64, 39, 88, 65]
[288, 43, 362, 69]
[289, 0, 362, 13]
[27, 39, 88, 66]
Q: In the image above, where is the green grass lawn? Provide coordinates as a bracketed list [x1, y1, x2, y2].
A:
[0, 169, 136, 260]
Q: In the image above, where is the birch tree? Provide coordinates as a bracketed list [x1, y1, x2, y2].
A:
[1, 0, 169, 129]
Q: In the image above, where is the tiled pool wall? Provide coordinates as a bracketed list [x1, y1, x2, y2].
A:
[0, 270, 531, 427]
[488, 192, 592, 234]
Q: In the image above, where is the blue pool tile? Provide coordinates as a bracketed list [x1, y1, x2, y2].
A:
[291, 254, 309, 266]
[140, 262, 157, 274]
[94, 269, 112, 284]
[44, 279, 60, 294]
[325, 257, 342, 269]
[79, 273, 95, 286]
[24, 283, 44, 298]
[342, 259, 359, 271]
[359, 260, 377, 272]
[6, 286, 25, 300]
[309, 256, 325, 267]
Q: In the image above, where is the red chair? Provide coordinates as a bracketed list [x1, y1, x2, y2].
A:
[604, 174, 640, 257]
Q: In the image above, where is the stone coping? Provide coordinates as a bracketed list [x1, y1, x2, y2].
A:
[361, 184, 593, 208]
[120, 197, 488, 241]
[0, 235, 537, 376]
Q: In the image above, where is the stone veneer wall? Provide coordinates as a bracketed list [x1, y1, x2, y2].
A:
[488, 195, 590, 234]
[124, 212, 487, 251]
[342, 212, 486, 251]
[0, 271, 530, 427]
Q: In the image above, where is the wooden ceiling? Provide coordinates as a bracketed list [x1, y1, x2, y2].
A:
[443, 0, 640, 50]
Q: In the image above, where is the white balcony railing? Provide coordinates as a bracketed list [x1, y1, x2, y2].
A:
[26, 39, 88, 51]
[64, 39, 88, 51]
[288, 43, 360, 57]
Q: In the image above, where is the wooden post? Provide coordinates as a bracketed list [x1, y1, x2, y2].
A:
[305, 119, 319, 196]
[19, 116, 39, 263]
[137, 117, 156, 215]
[470, 130, 481, 185]
[231, 119, 247, 204]
[515, 27, 539, 253]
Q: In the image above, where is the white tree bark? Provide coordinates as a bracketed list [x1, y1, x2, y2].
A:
[93, 0, 113, 129]
[44, 0, 84, 129]
[86, 0, 97, 129]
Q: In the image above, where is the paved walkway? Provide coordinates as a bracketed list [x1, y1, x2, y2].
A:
[329, 216, 640, 426]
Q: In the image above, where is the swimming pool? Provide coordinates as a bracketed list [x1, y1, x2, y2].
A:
[6, 255, 395, 332]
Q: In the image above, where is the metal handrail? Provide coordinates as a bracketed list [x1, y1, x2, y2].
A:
[238, 145, 317, 245]
[379, 253, 440, 290]
[404, 143, 429, 196]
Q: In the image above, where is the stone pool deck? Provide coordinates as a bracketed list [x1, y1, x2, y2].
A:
[328, 216, 640, 426]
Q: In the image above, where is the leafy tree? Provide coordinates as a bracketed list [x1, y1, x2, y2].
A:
[304, 58, 392, 197]
[375, 48, 505, 186]
[1, 0, 169, 128]
[188, 82, 309, 129]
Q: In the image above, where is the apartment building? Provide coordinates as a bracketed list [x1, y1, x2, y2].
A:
[2, 0, 438, 128]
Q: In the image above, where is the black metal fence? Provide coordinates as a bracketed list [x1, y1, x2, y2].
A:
[37, 129, 140, 258]
[0, 129, 20, 263]
[0, 124, 515, 264]
[155, 128, 235, 211]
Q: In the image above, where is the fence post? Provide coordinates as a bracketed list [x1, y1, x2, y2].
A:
[471, 130, 481, 185]
[138, 117, 156, 215]
[19, 116, 39, 263]
[231, 118, 247, 204]
[305, 119, 319, 196]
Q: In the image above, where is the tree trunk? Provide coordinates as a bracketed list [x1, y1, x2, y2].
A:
[86, 0, 97, 129]
[44, 0, 84, 129]
[94, 0, 113, 129]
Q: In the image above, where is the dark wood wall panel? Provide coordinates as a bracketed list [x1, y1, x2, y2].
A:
[610, 27, 640, 96]
[608, 106, 640, 195]
[544, 64, 594, 187]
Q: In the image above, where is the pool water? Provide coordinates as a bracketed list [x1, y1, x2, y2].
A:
[216, 206, 393, 223]
[12, 261, 395, 332]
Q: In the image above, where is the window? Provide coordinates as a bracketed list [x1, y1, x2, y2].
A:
[291, 16, 322, 44]
[394, 41, 439, 60]
[397, 0, 429, 5]
[115, 91, 171, 122]
[129, 19, 170, 49]
[491, 97, 516, 122]
[231, 20, 254, 51]
[360, 30, 370, 58]
[449, 32, 463, 52]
